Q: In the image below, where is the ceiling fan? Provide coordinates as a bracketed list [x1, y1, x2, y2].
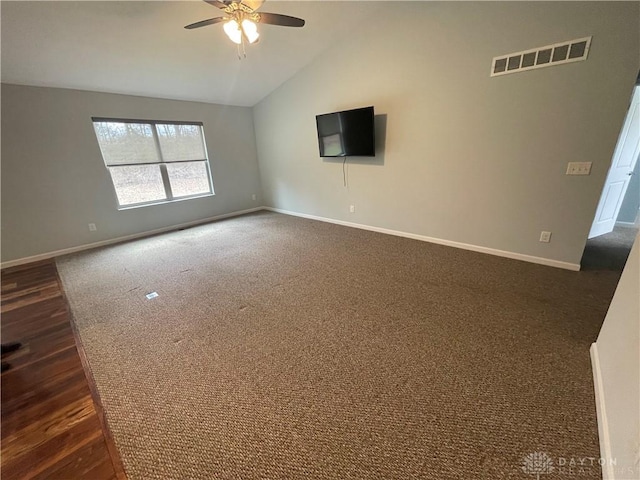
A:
[185, 0, 305, 56]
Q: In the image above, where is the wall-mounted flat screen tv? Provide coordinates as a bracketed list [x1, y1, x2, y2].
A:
[315, 106, 375, 157]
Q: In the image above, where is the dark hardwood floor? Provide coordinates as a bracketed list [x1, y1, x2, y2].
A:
[1, 260, 126, 480]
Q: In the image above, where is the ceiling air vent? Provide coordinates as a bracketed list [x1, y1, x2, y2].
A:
[491, 36, 592, 77]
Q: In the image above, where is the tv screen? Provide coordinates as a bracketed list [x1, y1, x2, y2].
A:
[316, 106, 375, 157]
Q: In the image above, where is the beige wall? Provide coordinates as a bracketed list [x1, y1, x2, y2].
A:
[594, 234, 640, 478]
[1, 84, 262, 263]
[253, 1, 640, 267]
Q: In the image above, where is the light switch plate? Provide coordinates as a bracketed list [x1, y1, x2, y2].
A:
[566, 162, 592, 175]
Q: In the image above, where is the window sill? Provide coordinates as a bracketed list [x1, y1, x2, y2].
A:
[117, 193, 215, 211]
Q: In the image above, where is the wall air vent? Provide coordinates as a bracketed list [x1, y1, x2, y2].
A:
[491, 36, 592, 77]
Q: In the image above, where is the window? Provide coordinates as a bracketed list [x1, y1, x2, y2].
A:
[92, 118, 214, 208]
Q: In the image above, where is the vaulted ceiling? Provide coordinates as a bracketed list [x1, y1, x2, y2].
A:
[1, 1, 385, 106]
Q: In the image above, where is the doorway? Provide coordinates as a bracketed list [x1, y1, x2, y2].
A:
[581, 85, 640, 271]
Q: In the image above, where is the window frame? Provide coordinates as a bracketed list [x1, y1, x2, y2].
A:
[92, 117, 215, 209]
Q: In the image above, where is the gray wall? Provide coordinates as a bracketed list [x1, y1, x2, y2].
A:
[1, 84, 262, 262]
[253, 1, 640, 266]
[617, 155, 640, 224]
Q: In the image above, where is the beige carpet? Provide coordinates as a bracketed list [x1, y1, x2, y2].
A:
[56, 212, 621, 479]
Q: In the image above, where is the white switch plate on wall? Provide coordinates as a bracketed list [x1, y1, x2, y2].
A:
[539, 231, 552, 243]
[566, 162, 592, 175]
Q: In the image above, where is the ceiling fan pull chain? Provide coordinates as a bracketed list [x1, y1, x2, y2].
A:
[236, 41, 247, 60]
[237, 40, 247, 60]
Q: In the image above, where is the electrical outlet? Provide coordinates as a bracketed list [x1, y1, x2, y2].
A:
[349, 205, 355, 213]
[566, 162, 592, 175]
[539, 231, 552, 243]
[88, 223, 97, 232]
[251, 194, 257, 201]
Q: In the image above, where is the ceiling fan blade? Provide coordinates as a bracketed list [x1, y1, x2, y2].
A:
[204, 0, 229, 9]
[243, 0, 264, 11]
[257, 12, 305, 27]
[184, 17, 226, 29]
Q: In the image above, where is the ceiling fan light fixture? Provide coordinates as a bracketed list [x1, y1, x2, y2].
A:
[223, 19, 242, 44]
[241, 19, 259, 44]
[184, 0, 306, 54]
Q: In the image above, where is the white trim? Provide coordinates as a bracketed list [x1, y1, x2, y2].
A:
[590, 343, 615, 480]
[615, 221, 637, 227]
[0, 207, 263, 269]
[3, 206, 582, 271]
[116, 191, 214, 211]
[264, 207, 581, 271]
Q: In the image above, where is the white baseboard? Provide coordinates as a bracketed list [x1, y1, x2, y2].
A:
[591, 343, 614, 480]
[0, 207, 264, 269]
[264, 207, 581, 271]
[3, 206, 581, 272]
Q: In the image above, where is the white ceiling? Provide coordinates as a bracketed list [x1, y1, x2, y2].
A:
[1, 1, 384, 106]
